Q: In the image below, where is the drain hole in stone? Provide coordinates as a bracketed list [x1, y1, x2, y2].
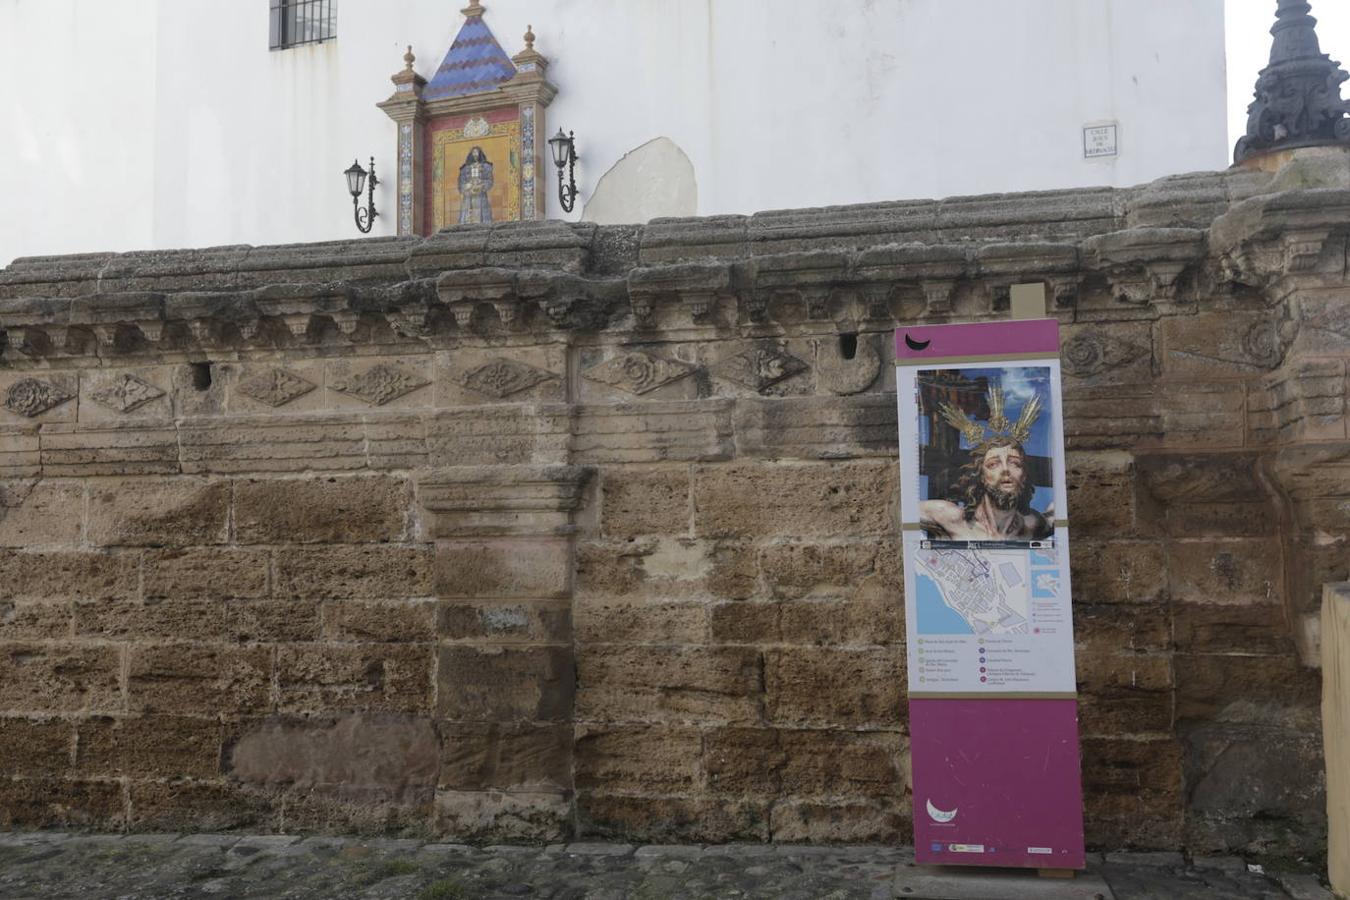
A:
[839, 333, 858, 360]
[191, 362, 213, 391]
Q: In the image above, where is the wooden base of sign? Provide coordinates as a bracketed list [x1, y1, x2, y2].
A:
[1039, 868, 1076, 879]
[892, 865, 1113, 900]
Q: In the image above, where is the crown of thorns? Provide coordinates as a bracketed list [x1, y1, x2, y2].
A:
[938, 387, 1043, 448]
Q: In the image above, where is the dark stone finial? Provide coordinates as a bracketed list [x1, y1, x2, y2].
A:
[1234, 0, 1350, 163]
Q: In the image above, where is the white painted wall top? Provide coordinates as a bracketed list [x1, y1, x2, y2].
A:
[0, 0, 1229, 267]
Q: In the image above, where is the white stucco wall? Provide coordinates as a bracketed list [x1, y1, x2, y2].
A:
[0, 0, 1229, 267]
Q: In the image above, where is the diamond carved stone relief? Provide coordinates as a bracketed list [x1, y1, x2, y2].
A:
[90, 374, 165, 413]
[237, 368, 317, 408]
[1062, 333, 1150, 378]
[5, 378, 74, 417]
[331, 363, 429, 406]
[582, 351, 697, 396]
[712, 346, 808, 392]
[459, 358, 559, 399]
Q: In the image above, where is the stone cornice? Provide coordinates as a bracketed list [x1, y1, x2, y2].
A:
[0, 169, 1342, 361]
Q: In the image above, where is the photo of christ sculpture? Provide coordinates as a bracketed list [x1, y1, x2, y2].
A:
[916, 366, 1056, 545]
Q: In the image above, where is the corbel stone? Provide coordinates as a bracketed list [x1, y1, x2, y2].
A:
[922, 281, 956, 316]
[975, 242, 1080, 312]
[1283, 227, 1339, 273]
[236, 319, 262, 342]
[329, 311, 361, 337]
[799, 287, 833, 321]
[740, 291, 770, 324]
[491, 300, 520, 326]
[627, 262, 732, 328]
[16, 327, 47, 358]
[91, 324, 120, 349]
[135, 319, 164, 344]
[252, 285, 356, 341]
[1047, 276, 1082, 309]
[861, 284, 895, 321]
[46, 326, 72, 353]
[1081, 227, 1205, 306]
[749, 251, 850, 323]
[386, 301, 434, 338]
[188, 318, 216, 345]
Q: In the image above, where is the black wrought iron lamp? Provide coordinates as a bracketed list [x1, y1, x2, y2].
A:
[547, 129, 579, 213]
[344, 157, 379, 233]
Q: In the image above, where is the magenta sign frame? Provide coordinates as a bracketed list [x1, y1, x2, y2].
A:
[895, 319, 1085, 870]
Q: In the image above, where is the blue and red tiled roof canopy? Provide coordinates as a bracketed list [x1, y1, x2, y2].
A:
[424, 11, 517, 100]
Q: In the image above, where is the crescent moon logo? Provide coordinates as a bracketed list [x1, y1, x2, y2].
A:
[926, 799, 958, 823]
[904, 334, 932, 351]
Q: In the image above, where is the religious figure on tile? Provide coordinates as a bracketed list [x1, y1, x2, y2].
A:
[458, 146, 495, 224]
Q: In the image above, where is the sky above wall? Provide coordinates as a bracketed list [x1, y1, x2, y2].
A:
[1227, 0, 1350, 153]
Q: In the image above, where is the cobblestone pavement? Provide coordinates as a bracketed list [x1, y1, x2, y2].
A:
[0, 833, 1333, 900]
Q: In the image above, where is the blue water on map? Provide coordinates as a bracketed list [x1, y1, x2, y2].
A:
[916, 574, 974, 635]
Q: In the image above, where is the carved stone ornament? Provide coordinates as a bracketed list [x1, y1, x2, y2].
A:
[582, 351, 697, 395]
[1234, 0, 1350, 163]
[237, 368, 317, 408]
[5, 378, 73, 417]
[90, 374, 165, 413]
[459, 358, 558, 398]
[1062, 332, 1150, 377]
[331, 363, 429, 405]
[711, 346, 808, 392]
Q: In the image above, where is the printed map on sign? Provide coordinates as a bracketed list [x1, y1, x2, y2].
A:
[914, 548, 1038, 635]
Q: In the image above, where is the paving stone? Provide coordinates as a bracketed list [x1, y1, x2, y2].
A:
[0, 833, 1323, 899]
[1271, 872, 1336, 900]
[1106, 850, 1186, 867]
[119, 832, 180, 845]
[1192, 855, 1250, 876]
[634, 844, 708, 858]
[563, 841, 635, 856]
[176, 833, 241, 847]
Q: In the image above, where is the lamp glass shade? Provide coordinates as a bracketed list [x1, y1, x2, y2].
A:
[548, 129, 570, 169]
[344, 160, 367, 197]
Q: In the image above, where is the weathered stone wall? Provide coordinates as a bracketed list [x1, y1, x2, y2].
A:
[0, 153, 1345, 854]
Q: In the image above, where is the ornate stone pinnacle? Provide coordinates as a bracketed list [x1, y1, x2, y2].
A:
[403, 45, 415, 71]
[1235, 0, 1350, 163]
[524, 24, 535, 50]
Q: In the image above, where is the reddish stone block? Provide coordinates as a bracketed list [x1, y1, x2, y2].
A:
[440, 722, 573, 792]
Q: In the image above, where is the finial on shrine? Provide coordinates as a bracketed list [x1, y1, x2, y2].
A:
[511, 21, 549, 77]
[1235, 0, 1350, 163]
[461, 0, 484, 18]
[388, 42, 426, 95]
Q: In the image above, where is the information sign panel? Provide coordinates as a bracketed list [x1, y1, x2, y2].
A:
[896, 320, 1085, 870]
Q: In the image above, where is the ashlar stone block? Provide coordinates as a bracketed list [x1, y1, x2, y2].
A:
[87, 479, 229, 547]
